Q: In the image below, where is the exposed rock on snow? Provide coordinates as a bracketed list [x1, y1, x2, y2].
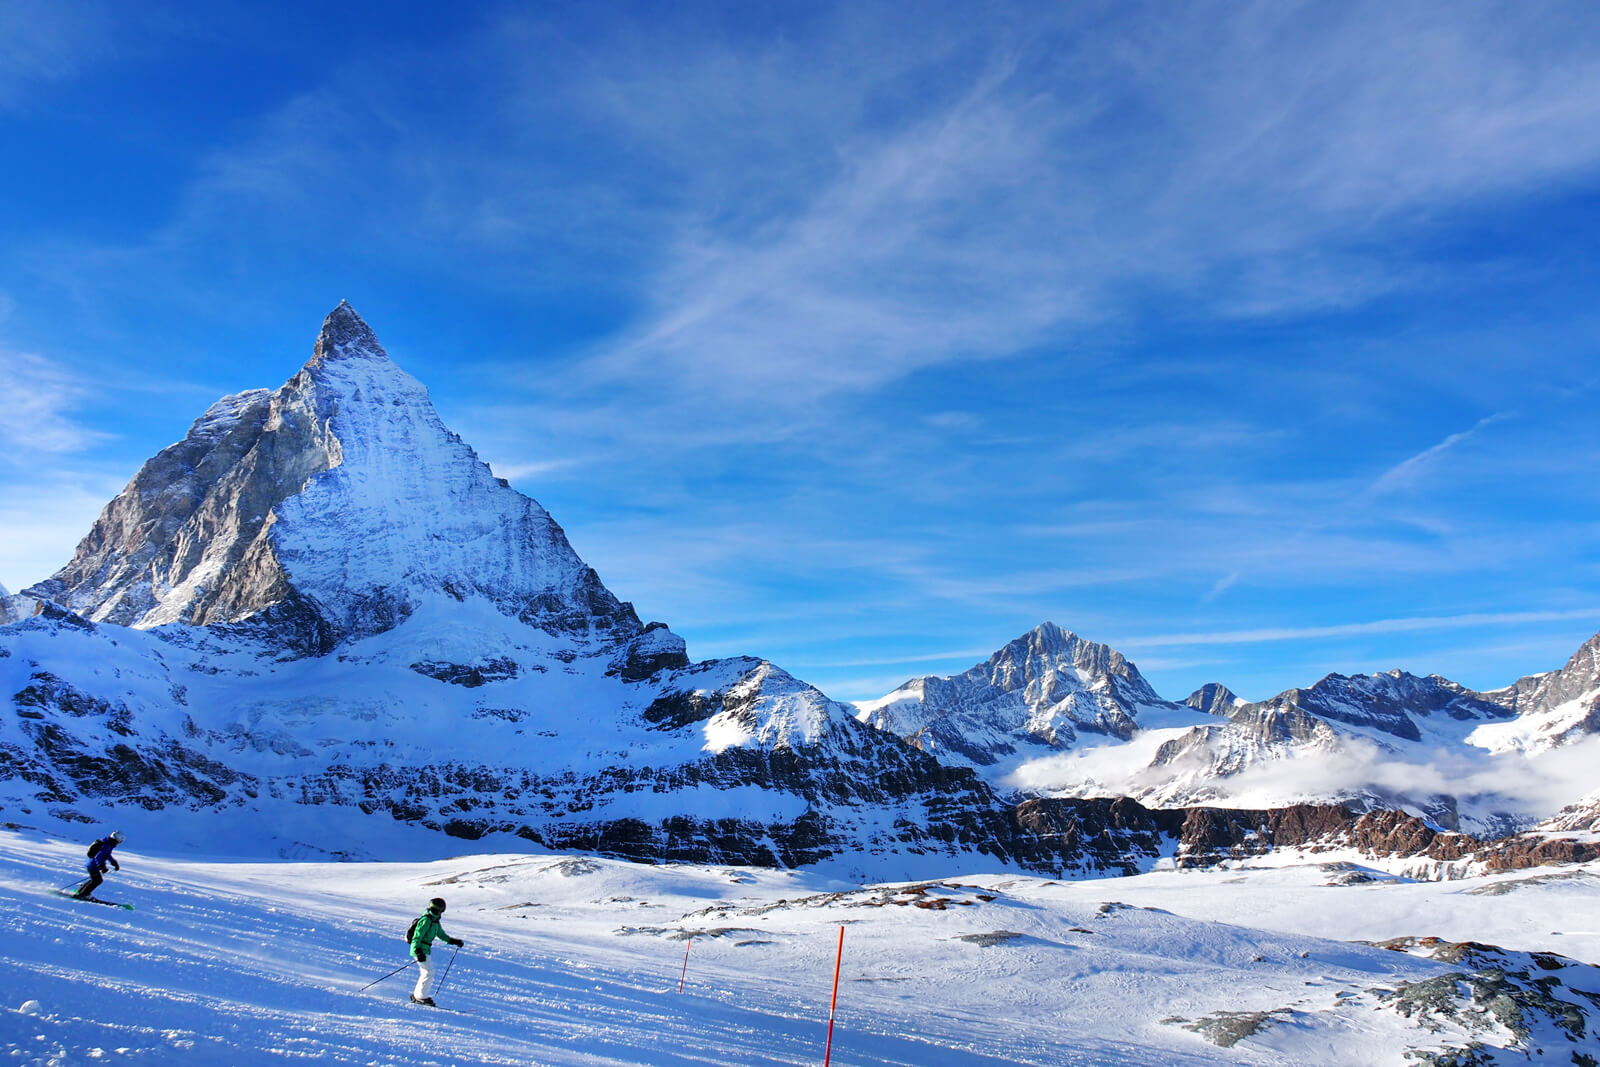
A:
[1184, 681, 1241, 717]
[1536, 790, 1600, 833]
[1372, 937, 1600, 1062]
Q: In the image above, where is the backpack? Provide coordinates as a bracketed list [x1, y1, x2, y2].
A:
[404, 916, 421, 946]
[86, 840, 101, 858]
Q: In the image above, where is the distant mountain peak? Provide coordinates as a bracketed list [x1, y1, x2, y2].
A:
[312, 300, 386, 365]
[1185, 682, 1239, 717]
[856, 622, 1183, 773]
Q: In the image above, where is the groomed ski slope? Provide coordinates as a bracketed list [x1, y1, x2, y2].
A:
[2, 831, 1598, 1066]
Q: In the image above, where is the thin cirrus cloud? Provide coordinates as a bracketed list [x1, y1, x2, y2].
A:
[556, 2, 1600, 415]
[0, 0, 115, 109]
[0, 347, 111, 455]
[35, 2, 1600, 423]
[1116, 608, 1600, 651]
[1367, 411, 1519, 496]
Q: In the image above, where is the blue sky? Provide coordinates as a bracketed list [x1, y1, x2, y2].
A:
[2, 1, 1599, 704]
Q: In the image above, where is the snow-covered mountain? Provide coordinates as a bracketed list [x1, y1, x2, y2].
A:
[0, 305, 1138, 880]
[1470, 631, 1600, 754]
[22, 302, 678, 677]
[858, 623, 1600, 836]
[855, 622, 1215, 777]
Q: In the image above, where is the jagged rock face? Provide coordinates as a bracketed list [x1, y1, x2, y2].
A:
[1184, 682, 1239, 717]
[27, 385, 317, 632]
[1141, 671, 1514, 799]
[1150, 704, 1342, 776]
[1471, 632, 1600, 753]
[855, 622, 1184, 771]
[25, 303, 683, 668]
[1236, 670, 1513, 744]
[1013, 796, 1600, 876]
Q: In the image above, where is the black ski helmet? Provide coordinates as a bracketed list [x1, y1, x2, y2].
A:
[429, 897, 446, 913]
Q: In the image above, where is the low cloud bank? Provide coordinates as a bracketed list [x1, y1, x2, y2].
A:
[1009, 732, 1600, 828]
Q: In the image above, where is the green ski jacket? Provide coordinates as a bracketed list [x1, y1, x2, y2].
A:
[410, 908, 453, 958]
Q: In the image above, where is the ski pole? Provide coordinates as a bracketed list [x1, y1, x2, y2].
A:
[678, 936, 692, 994]
[435, 944, 460, 995]
[56, 877, 88, 894]
[358, 959, 416, 993]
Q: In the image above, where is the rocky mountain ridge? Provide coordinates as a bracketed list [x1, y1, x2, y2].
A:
[854, 622, 1214, 776]
[857, 621, 1600, 837]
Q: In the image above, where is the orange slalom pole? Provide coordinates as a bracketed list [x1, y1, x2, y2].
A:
[678, 936, 692, 994]
[823, 925, 845, 1066]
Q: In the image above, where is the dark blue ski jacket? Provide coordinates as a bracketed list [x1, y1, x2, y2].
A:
[86, 838, 121, 874]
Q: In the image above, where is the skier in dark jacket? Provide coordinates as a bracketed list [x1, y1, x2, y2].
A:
[409, 897, 464, 1006]
[77, 831, 123, 899]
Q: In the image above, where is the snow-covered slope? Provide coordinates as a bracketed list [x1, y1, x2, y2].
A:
[4, 830, 1598, 1065]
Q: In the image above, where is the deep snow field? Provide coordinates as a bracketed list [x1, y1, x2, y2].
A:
[3, 830, 1599, 1066]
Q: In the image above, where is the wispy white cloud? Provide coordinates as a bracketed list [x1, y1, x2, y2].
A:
[32, 3, 1600, 423]
[1117, 608, 1600, 650]
[0, 0, 115, 108]
[1010, 729, 1600, 823]
[486, 458, 584, 483]
[551, 2, 1600, 413]
[1369, 412, 1518, 496]
[1201, 571, 1241, 604]
[0, 347, 111, 454]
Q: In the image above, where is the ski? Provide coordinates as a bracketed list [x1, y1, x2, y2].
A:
[53, 889, 134, 911]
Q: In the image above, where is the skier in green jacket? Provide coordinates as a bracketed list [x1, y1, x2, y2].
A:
[409, 897, 464, 1006]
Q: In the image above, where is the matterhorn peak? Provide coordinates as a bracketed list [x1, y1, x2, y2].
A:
[311, 300, 386, 365]
[26, 305, 686, 674]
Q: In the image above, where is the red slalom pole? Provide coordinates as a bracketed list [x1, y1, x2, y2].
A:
[678, 937, 693, 994]
[823, 925, 845, 1066]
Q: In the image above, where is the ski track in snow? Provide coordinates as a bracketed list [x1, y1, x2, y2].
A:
[3, 832, 1599, 1065]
